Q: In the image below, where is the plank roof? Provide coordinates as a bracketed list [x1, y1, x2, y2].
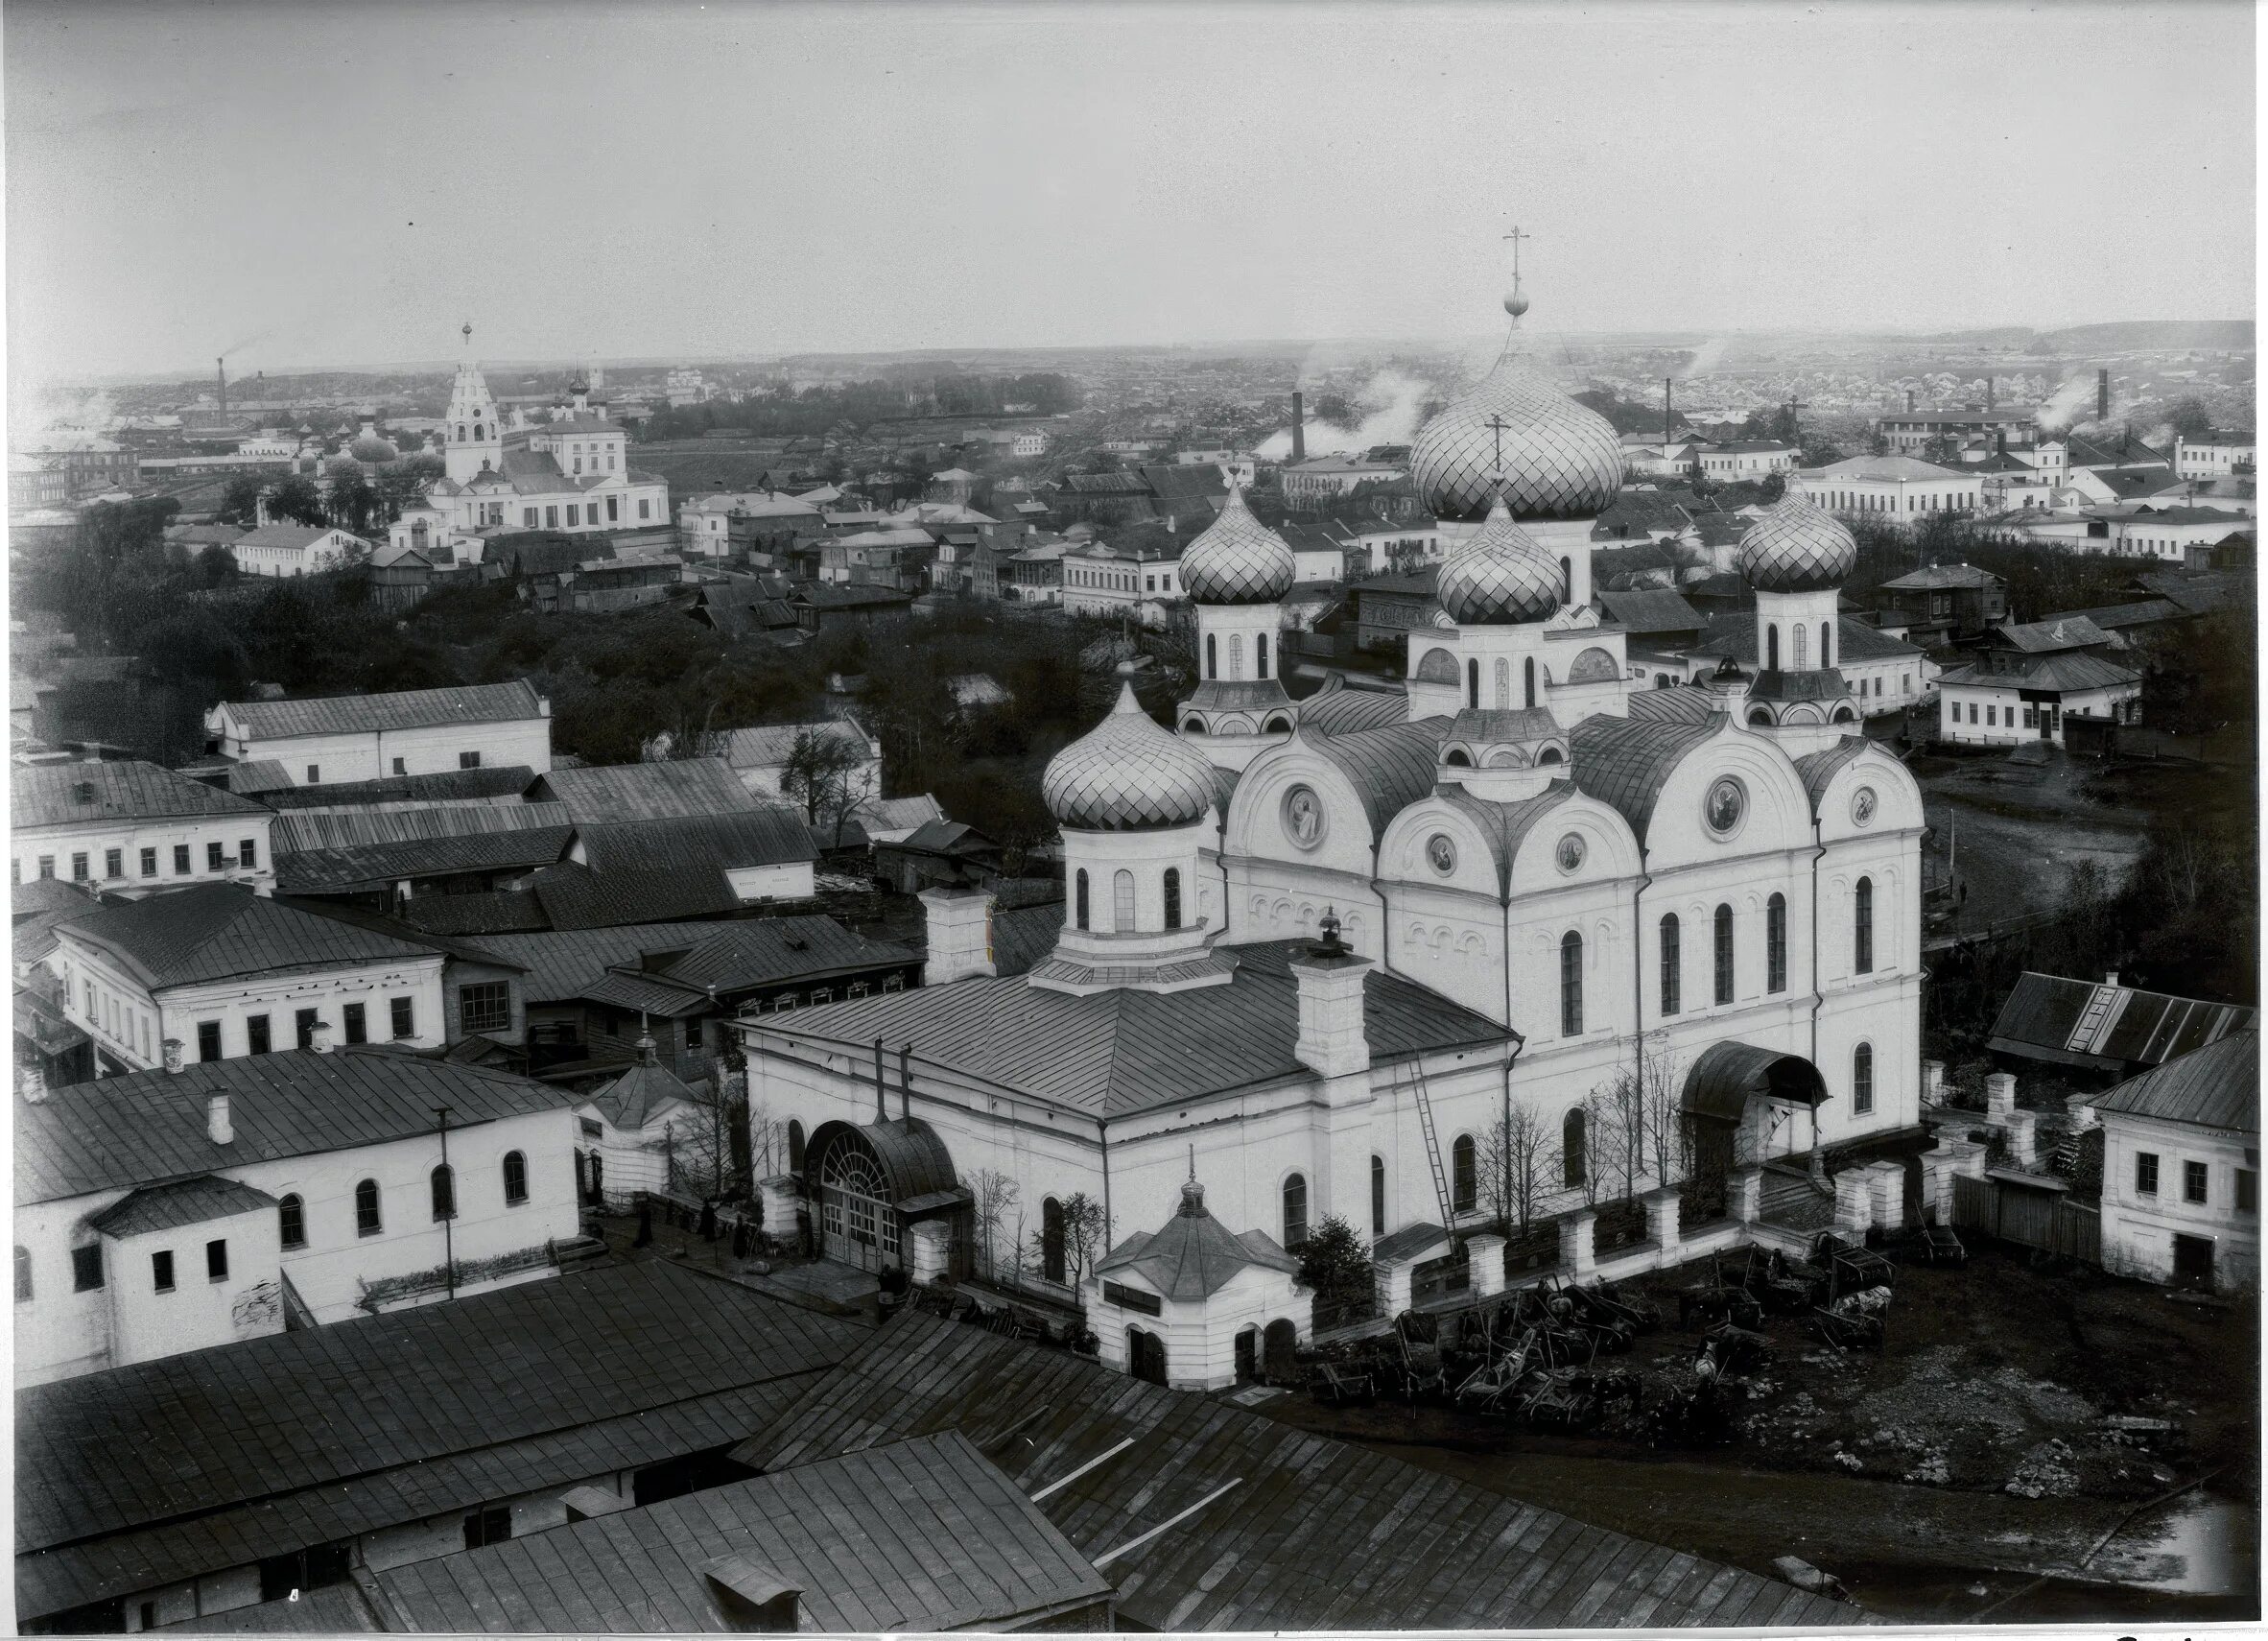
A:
[574, 808, 816, 875]
[216, 680, 545, 741]
[1987, 970, 2257, 1074]
[271, 801, 567, 855]
[15, 1048, 569, 1206]
[14, 1264, 865, 1621]
[746, 939, 1507, 1119]
[742, 1313, 1865, 1631]
[529, 759, 759, 823]
[363, 1432, 1108, 1634]
[55, 883, 443, 991]
[2091, 1030, 2258, 1134]
[12, 760, 270, 830]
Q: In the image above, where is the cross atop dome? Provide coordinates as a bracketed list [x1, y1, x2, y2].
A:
[1502, 224, 1531, 320]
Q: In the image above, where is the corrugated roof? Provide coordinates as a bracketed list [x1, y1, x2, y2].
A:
[2091, 1030, 2257, 1133]
[14, 1264, 864, 1622]
[84, 1175, 278, 1237]
[751, 938, 1507, 1119]
[743, 1313, 1865, 1632]
[57, 883, 442, 991]
[1986, 970, 2256, 1074]
[274, 825, 575, 895]
[12, 760, 270, 829]
[366, 1432, 1109, 1634]
[217, 680, 546, 741]
[1570, 712, 1723, 837]
[15, 1047, 569, 1206]
[272, 800, 568, 855]
[531, 759, 758, 823]
[256, 765, 537, 809]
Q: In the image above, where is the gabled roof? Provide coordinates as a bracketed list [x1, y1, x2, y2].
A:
[719, 719, 869, 770]
[529, 861, 744, 930]
[2091, 1030, 2257, 1134]
[15, 1264, 865, 1625]
[360, 1432, 1109, 1635]
[1096, 1178, 1300, 1299]
[1992, 615, 2110, 653]
[1937, 653, 2138, 693]
[12, 759, 270, 830]
[575, 807, 816, 876]
[16, 1047, 567, 1205]
[748, 939, 1507, 1119]
[1986, 970, 2256, 1073]
[56, 883, 443, 990]
[741, 1312, 1863, 1632]
[1596, 587, 1705, 636]
[229, 524, 353, 551]
[271, 800, 568, 855]
[215, 679, 546, 741]
[1879, 563, 2003, 591]
[273, 825, 574, 896]
[531, 758, 757, 823]
[1807, 454, 1962, 480]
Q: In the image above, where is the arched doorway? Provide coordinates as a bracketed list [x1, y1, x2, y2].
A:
[1264, 1318, 1299, 1382]
[804, 1117, 968, 1278]
[1128, 1325, 1169, 1386]
[817, 1144, 896, 1272]
[1235, 1326, 1259, 1385]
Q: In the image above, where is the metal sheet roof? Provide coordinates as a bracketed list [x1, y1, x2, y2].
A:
[530, 759, 759, 823]
[1570, 712, 1722, 838]
[216, 680, 545, 741]
[83, 1175, 279, 1238]
[742, 1313, 1865, 1632]
[56, 883, 443, 991]
[1989, 971, 2257, 1073]
[1294, 681, 1410, 737]
[272, 801, 567, 854]
[574, 808, 816, 875]
[256, 765, 537, 809]
[1682, 1041, 1829, 1123]
[751, 939, 1508, 1119]
[275, 825, 574, 895]
[1308, 716, 1451, 833]
[12, 760, 270, 830]
[2091, 1030, 2257, 1133]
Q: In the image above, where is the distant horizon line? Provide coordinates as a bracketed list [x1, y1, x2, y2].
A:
[49, 318, 2258, 392]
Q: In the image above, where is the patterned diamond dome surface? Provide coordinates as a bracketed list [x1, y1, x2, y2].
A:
[1180, 484, 1297, 605]
[1043, 683, 1220, 830]
[1409, 328, 1626, 522]
[1740, 482, 1856, 593]
[1436, 495, 1564, 625]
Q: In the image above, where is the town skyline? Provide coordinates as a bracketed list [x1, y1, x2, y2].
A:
[6, 0, 2254, 392]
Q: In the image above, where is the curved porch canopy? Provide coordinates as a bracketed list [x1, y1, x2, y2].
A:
[803, 1116, 970, 1221]
[1682, 1041, 1830, 1123]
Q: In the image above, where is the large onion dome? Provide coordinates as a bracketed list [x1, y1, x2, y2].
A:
[1043, 682, 1219, 830]
[1180, 483, 1297, 605]
[1409, 308, 1624, 523]
[1739, 477, 1855, 593]
[1436, 494, 1564, 625]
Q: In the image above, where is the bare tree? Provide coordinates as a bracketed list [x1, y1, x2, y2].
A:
[1635, 1032, 1690, 1190]
[1482, 1105, 1551, 1233]
[779, 724, 876, 844]
[1028, 1191, 1112, 1291]
[969, 1168, 1022, 1281]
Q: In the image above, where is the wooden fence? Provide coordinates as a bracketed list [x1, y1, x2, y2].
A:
[1950, 1174, 2102, 1265]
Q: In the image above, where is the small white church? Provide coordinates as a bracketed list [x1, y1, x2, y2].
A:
[738, 264, 1926, 1391]
[388, 326, 671, 565]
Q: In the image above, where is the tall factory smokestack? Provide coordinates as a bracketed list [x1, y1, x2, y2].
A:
[1664, 376, 1673, 443]
[217, 358, 227, 423]
[2097, 369, 2109, 422]
[1986, 375, 1995, 411]
[1289, 391, 1306, 463]
[1906, 389, 1916, 414]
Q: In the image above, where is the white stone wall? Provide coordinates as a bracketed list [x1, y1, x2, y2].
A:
[13, 815, 274, 901]
[2098, 1110, 2260, 1293]
[1939, 679, 2138, 747]
[216, 714, 554, 787]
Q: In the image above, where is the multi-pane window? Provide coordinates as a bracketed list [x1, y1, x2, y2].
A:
[1282, 1174, 1309, 1249]
[104, 848, 122, 879]
[1163, 868, 1182, 932]
[207, 842, 226, 871]
[1855, 878, 1875, 974]
[390, 997, 414, 1039]
[462, 1508, 512, 1550]
[140, 847, 157, 877]
[1658, 915, 1681, 1015]
[71, 852, 89, 882]
[459, 751, 482, 770]
[239, 840, 257, 868]
[174, 844, 191, 874]
[1767, 893, 1787, 993]
[197, 1021, 223, 1061]
[279, 1195, 305, 1250]
[1559, 932, 1583, 1035]
[1853, 1043, 1875, 1115]
[1713, 904, 1735, 1006]
[458, 983, 511, 1034]
[503, 1152, 529, 1206]
[2184, 1160, 2209, 1205]
[356, 1179, 383, 1236]
[2136, 1152, 2160, 1196]
[1452, 1134, 1477, 1214]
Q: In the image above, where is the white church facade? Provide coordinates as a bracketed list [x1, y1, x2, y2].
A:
[737, 263, 1927, 1391]
[388, 329, 670, 565]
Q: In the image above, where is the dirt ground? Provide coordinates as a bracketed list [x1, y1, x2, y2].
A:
[1259, 1245, 2257, 1624]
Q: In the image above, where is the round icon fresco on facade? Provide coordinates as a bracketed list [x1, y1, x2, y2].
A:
[1704, 775, 1747, 836]
[1283, 784, 1327, 849]
[1851, 785, 1878, 828]
[1555, 832, 1586, 874]
[1427, 833, 1457, 876]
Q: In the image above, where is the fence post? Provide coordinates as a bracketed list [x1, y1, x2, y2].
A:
[1558, 1209, 1597, 1279]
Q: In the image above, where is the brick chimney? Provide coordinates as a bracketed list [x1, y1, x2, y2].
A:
[207, 1093, 233, 1145]
[920, 886, 996, 985]
[2097, 369, 2109, 421]
[310, 1019, 336, 1055]
[1289, 912, 1369, 1080]
[1906, 389, 1916, 414]
[1289, 391, 1306, 463]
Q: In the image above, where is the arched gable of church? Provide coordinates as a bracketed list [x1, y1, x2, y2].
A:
[1226, 732, 1431, 883]
[1804, 740, 1925, 844]
[1413, 645, 1460, 685]
[1622, 723, 1815, 872]
[1566, 645, 1620, 683]
[1501, 793, 1642, 899]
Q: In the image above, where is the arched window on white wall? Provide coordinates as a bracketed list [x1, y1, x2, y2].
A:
[1229, 633, 1243, 679]
[1075, 870, 1090, 931]
[1282, 1174, 1309, 1249]
[1452, 1134, 1477, 1214]
[1493, 658, 1510, 709]
[1793, 623, 1809, 670]
[1853, 1043, 1876, 1116]
[1256, 633, 1270, 678]
[1559, 931, 1584, 1035]
[1113, 869, 1135, 931]
[1205, 634, 1217, 679]
[1562, 1107, 1587, 1187]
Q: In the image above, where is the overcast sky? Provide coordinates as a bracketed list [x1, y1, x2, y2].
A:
[5, 0, 2255, 388]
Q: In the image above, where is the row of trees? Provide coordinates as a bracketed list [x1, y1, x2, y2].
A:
[638, 371, 1078, 444]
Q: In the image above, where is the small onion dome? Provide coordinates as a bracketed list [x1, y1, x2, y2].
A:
[1042, 682, 1219, 831]
[569, 371, 591, 395]
[1739, 478, 1855, 593]
[1180, 483, 1296, 605]
[1408, 314, 1624, 523]
[1437, 494, 1564, 625]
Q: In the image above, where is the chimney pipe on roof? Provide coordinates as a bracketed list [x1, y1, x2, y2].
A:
[162, 1037, 185, 1075]
[1289, 391, 1306, 463]
[1906, 389, 1916, 414]
[218, 358, 227, 424]
[207, 1093, 233, 1145]
[311, 1019, 336, 1056]
[899, 1043, 913, 1123]
[873, 1037, 887, 1122]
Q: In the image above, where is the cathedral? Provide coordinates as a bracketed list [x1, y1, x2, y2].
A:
[387, 329, 671, 564]
[737, 267, 1925, 1391]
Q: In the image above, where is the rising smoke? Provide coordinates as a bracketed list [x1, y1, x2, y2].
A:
[1255, 369, 1431, 459]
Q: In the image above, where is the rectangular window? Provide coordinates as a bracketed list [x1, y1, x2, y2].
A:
[152, 1250, 175, 1294]
[197, 1020, 223, 1061]
[463, 1507, 512, 1550]
[2239, 1170, 2257, 1217]
[1985, 705, 1996, 727]
[459, 750, 481, 770]
[295, 1008, 319, 1050]
[174, 844, 191, 874]
[37, 855, 54, 880]
[606, 496, 618, 522]
[392, 757, 406, 774]
[523, 508, 538, 527]
[140, 847, 156, 877]
[390, 996, 413, 1039]
[104, 847, 122, 879]
[206, 1239, 228, 1282]
[239, 839, 257, 869]
[71, 852, 88, 882]
[306, 765, 320, 784]
[2136, 1151, 2159, 1196]
[247, 1014, 271, 1055]
[458, 982, 511, 1034]
[207, 842, 225, 871]
[2185, 1160, 2209, 1204]
[566, 505, 579, 527]
[638, 499, 650, 519]
[343, 1002, 366, 1044]
[1968, 703, 1978, 725]
[71, 1244, 103, 1293]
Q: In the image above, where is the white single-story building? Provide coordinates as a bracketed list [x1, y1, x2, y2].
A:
[2087, 1029, 2257, 1295]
